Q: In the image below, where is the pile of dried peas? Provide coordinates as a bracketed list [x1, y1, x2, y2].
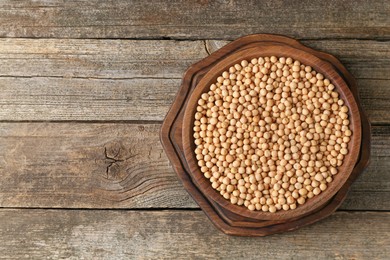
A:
[193, 56, 351, 212]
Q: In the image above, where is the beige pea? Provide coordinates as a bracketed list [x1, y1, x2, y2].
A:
[297, 197, 306, 205]
[194, 56, 350, 212]
[313, 187, 321, 195]
[269, 205, 277, 213]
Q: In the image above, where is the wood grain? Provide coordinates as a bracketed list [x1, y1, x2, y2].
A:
[0, 209, 388, 259]
[0, 123, 194, 208]
[0, 122, 387, 210]
[0, 39, 207, 79]
[0, 77, 180, 121]
[3, 39, 388, 79]
[0, 39, 388, 122]
[0, 0, 388, 40]
[0, 0, 386, 253]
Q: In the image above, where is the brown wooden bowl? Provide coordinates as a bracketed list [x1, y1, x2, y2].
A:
[160, 34, 370, 236]
[181, 44, 362, 221]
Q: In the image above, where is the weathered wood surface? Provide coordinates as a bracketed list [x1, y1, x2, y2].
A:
[0, 77, 181, 121]
[0, 0, 387, 255]
[0, 39, 206, 79]
[0, 209, 388, 259]
[1, 39, 388, 80]
[0, 0, 389, 40]
[0, 39, 389, 122]
[0, 123, 193, 208]
[0, 123, 387, 210]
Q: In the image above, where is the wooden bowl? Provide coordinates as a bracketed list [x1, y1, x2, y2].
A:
[182, 44, 361, 221]
[160, 34, 370, 236]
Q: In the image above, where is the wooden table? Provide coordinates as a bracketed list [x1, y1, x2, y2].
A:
[0, 1, 389, 259]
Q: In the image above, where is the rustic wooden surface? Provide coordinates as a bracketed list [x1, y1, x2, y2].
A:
[0, 0, 389, 258]
[0, 210, 388, 259]
[0, 0, 388, 40]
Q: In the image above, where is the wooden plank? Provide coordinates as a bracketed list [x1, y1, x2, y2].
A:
[0, 123, 194, 209]
[0, 77, 180, 121]
[0, 0, 388, 39]
[0, 39, 207, 79]
[0, 39, 389, 122]
[344, 124, 390, 209]
[0, 209, 388, 259]
[1, 39, 388, 79]
[358, 79, 390, 125]
[0, 122, 388, 210]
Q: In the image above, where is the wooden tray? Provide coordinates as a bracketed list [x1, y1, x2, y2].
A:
[160, 34, 371, 236]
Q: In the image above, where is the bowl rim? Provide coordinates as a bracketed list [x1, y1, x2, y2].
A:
[181, 43, 362, 220]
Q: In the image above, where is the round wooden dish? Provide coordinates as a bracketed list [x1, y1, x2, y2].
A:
[160, 34, 370, 236]
[182, 44, 362, 221]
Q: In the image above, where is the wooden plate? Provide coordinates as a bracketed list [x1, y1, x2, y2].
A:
[160, 34, 370, 236]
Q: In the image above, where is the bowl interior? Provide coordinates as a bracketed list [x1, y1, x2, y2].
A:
[182, 44, 362, 221]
